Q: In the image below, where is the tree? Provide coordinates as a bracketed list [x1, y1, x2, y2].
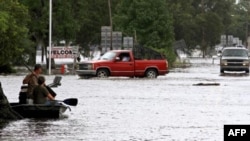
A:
[193, 0, 234, 57]
[53, 0, 86, 46]
[167, 0, 197, 48]
[20, 0, 119, 60]
[19, 0, 50, 64]
[75, 0, 121, 56]
[20, 0, 88, 65]
[168, 0, 234, 57]
[0, 0, 30, 70]
[113, 0, 175, 64]
[228, 1, 250, 46]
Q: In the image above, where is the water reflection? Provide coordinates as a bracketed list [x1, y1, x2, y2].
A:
[0, 118, 66, 141]
[0, 120, 10, 141]
[27, 119, 54, 136]
[220, 72, 249, 77]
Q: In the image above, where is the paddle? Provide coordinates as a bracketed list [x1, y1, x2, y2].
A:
[58, 98, 78, 106]
[23, 63, 57, 97]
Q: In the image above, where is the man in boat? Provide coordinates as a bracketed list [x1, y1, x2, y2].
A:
[22, 64, 43, 100]
[33, 76, 55, 104]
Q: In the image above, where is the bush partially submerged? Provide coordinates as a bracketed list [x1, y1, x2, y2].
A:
[0, 64, 16, 74]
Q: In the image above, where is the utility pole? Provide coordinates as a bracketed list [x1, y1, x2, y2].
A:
[246, 10, 248, 48]
[49, 0, 52, 75]
[108, 0, 113, 50]
[201, 0, 206, 58]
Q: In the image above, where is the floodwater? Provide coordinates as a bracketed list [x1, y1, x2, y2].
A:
[1, 58, 250, 141]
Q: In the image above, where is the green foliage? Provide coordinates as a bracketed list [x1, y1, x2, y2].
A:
[0, 64, 15, 74]
[0, 0, 30, 66]
[194, 0, 233, 56]
[53, 0, 86, 45]
[227, 1, 249, 44]
[167, 0, 197, 47]
[113, 0, 175, 65]
[76, 0, 111, 49]
[20, 0, 120, 58]
[21, 0, 49, 41]
[76, 0, 121, 53]
[168, 0, 234, 56]
[195, 12, 223, 46]
[0, 0, 243, 70]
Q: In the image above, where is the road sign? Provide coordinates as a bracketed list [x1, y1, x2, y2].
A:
[101, 26, 122, 51]
[123, 37, 133, 49]
[47, 46, 75, 58]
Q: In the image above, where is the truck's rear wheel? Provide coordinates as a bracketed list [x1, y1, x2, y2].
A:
[97, 69, 109, 78]
[145, 69, 157, 78]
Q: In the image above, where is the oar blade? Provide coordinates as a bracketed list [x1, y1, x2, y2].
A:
[63, 98, 78, 106]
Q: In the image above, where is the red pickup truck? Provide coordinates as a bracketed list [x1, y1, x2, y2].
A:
[76, 50, 168, 78]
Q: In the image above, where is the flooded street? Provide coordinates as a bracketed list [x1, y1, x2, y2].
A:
[1, 58, 250, 141]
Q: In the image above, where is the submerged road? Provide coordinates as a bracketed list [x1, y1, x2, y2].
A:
[1, 58, 250, 141]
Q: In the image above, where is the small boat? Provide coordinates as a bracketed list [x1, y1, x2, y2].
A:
[10, 102, 69, 118]
[10, 98, 77, 118]
[9, 75, 78, 119]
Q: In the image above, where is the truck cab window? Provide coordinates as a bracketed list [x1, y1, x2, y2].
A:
[119, 53, 130, 61]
